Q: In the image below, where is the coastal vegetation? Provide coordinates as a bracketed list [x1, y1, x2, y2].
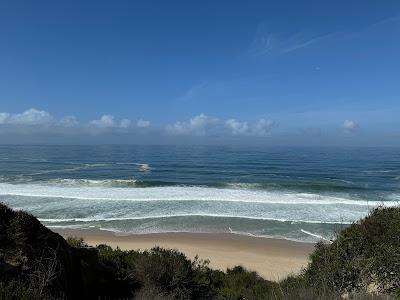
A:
[0, 202, 399, 299]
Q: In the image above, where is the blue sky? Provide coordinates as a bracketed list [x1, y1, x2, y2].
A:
[0, 0, 400, 145]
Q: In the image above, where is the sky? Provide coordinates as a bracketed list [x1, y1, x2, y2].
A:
[0, 0, 400, 146]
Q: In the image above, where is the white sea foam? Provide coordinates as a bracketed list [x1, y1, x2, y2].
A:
[19, 162, 119, 177]
[387, 193, 400, 201]
[301, 229, 332, 242]
[84, 163, 110, 167]
[363, 170, 394, 174]
[38, 214, 347, 224]
[2, 182, 397, 231]
[225, 182, 264, 189]
[46, 178, 137, 186]
[114, 162, 151, 171]
[0, 182, 397, 207]
[24, 166, 91, 176]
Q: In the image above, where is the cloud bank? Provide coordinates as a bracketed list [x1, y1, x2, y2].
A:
[137, 119, 150, 128]
[165, 114, 274, 137]
[0, 109, 277, 142]
[225, 118, 273, 136]
[0, 108, 53, 125]
[166, 114, 218, 136]
[0, 108, 143, 131]
[0, 108, 379, 146]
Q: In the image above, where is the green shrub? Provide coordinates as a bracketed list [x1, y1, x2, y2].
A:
[303, 207, 400, 295]
[277, 275, 337, 300]
[134, 286, 176, 300]
[6, 211, 40, 244]
[0, 203, 16, 226]
[213, 266, 277, 299]
[66, 236, 87, 248]
[129, 247, 215, 299]
[96, 244, 141, 283]
[0, 281, 41, 300]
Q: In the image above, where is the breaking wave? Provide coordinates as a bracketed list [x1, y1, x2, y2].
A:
[0, 182, 397, 206]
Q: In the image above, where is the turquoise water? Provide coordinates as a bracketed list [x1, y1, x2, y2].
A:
[1, 145, 399, 242]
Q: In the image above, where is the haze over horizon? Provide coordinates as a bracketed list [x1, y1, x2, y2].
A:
[1, 0, 400, 146]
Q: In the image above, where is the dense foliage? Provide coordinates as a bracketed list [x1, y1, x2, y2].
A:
[303, 207, 400, 295]
[1, 203, 399, 299]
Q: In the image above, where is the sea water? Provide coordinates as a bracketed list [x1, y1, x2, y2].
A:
[1, 145, 399, 242]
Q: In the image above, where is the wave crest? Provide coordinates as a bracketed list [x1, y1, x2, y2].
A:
[0, 182, 397, 207]
[47, 178, 138, 187]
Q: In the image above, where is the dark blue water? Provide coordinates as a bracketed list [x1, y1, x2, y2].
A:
[0, 145, 399, 242]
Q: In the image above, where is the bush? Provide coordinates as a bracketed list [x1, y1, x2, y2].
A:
[0, 281, 41, 300]
[277, 275, 337, 300]
[0, 203, 16, 226]
[303, 207, 400, 295]
[66, 236, 87, 248]
[134, 286, 177, 300]
[213, 266, 278, 299]
[128, 247, 215, 299]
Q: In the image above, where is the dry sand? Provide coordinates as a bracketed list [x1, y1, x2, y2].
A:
[54, 229, 314, 281]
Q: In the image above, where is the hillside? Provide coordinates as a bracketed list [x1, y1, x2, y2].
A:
[1, 203, 399, 299]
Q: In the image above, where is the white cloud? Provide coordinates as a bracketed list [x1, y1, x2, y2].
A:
[249, 32, 276, 56]
[225, 119, 249, 135]
[248, 22, 338, 57]
[137, 119, 150, 128]
[342, 120, 358, 133]
[12, 108, 52, 125]
[0, 108, 277, 140]
[167, 113, 218, 136]
[253, 119, 273, 136]
[178, 81, 208, 102]
[60, 115, 79, 127]
[343, 120, 355, 129]
[167, 115, 274, 137]
[91, 116, 134, 129]
[119, 119, 131, 129]
[0, 108, 53, 125]
[282, 33, 332, 53]
[90, 115, 115, 128]
[0, 109, 150, 132]
[225, 118, 273, 136]
[0, 113, 10, 124]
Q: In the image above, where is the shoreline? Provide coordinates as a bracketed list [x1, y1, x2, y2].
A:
[54, 228, 315, 281]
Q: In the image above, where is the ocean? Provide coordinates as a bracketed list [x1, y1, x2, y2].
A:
[0, 145, 399, 242]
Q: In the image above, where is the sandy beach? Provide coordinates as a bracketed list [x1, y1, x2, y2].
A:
[54, 229, 315, 281]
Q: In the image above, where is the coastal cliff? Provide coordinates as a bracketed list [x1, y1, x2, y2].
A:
[1, 203, 399, 299]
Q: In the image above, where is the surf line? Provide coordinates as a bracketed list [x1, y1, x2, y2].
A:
[228, 227, 256, 237]
[301, 229, 332, 243]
